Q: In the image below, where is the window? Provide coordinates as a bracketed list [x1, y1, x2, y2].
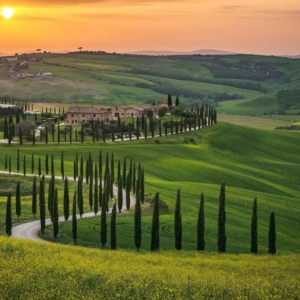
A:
[82, 114, 85, 117]
[71, 114, 73, 117]
[94, 114, 96, 117]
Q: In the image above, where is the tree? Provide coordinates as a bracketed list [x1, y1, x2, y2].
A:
[19, 127, 23, 145]
[122, 157, 126, 189]
[118, 176, 123, 212]
[61, 151, 64, 179]
[150, 192, 160, 251]
[100, 185, 107, 248]
[110, 202, 117, 250]
[158, 107, 166, 118]
[251, 198, 258, 254]
[197, 193, 205, 251]
[23, 155, 26, 176]
[72, 191, 77, 244]
[16, 181, 21, 221]
[89, 175, 93, 210]
[51, 155, 54, 176]
[32, 176, 37, 217]
[38, 157, 41, 177]
[217, 182, 226, 253]
[53, 188, 59, 238]
[17, 149, 20, 172]
[174, 189, 182, 250]
[175, 96, 179, 107]
[45, 154, 49, 175]
[77, 176, 84, 218]
[268, 212, 276, 255]
[39, 176, 46, 234]
[94, 165, 98, 216]
[63, 177, 70, 221]
[5, 193, 12, 236]
[134, 190, 142, 251]
[126, 174, 130, 210]
[167, 94, 172, 107]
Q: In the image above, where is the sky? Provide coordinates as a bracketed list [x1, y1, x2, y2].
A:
[0, 0, 300, 56]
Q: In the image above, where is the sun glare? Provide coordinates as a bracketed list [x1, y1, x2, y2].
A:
[2, 7, 14, 20]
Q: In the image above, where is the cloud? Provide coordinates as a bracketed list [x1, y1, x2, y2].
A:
[255, 9, 300, 16]
[219, 6, 244, 11]
[14, 15, 58, 21]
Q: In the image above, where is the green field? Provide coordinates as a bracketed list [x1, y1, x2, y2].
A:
[1, 123, 299, 254]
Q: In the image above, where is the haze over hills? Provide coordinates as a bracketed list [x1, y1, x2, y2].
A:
[126, 49, 237, 56]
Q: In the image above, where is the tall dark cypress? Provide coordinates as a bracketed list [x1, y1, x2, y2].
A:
[268, 212, 276, 255]
[89, 175, 93, 210]
[141, 167, 145, 204]
[63, 177, 70, 221]
[19, 127, 23, 145]
[31, 154, 34, 174]
[61, 151, 64, 179]
[53, 188, 59, 238]
[4, 154, 8, 170]
[32, 176, 37, 217]
[197, 193, 205, 251]
[51, 155, 54, 176]
[100, 185, 107, 248]
[16, 181, 21, 221]
[132, 161, 136, 194]
[134, 190, 142, 251]
[110, 153, 114, 198]
[126, 174, 130, 210]
[81, 122, 84, 144]
[94, 165, 99, 215]
[39, 176, 46, 234]
[38, 157, 41, 177]
[5, 193, 12, 236]
[117, 160, 121, 181]
[250, 198, 258, 254]
[77, 176, 84, 218]
[217, 182, 226, 253]
[45, 154, 49, 175]
[23, 155, 26, 176]
[118, 176, 123, 212]
[110, 202, 117, 250]
[174, 189, 182, 250]
[72, 191, 77, 244]
[80, 156, 84, 178]
[150, 192, 160, 252]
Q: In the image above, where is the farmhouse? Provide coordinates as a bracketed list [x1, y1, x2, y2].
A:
[110, 105, 139, 118]
[136, 104, 159, 116]
[65, 106, 113, 124]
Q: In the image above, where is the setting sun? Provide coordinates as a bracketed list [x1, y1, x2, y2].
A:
[1, 7, 14, 20]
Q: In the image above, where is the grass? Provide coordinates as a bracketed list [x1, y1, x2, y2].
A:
[0, 237, 300, 299]
[1, 123, 300, 253]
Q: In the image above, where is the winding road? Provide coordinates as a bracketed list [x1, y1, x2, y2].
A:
[0, 170, 136, 242]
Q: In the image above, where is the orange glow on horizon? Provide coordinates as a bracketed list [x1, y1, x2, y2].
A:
[0, 1, 299, 56]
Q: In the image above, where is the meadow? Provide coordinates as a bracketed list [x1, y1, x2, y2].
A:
[1, 123, 299, 254]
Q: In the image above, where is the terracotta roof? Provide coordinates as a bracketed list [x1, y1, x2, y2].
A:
[67, 106, 109, 114]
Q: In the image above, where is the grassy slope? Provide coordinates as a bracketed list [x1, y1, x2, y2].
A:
[1, 237, 299, 299]
[1, 123, 299, 253]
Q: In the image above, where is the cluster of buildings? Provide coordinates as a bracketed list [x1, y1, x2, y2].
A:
[64, 101, 174, 124]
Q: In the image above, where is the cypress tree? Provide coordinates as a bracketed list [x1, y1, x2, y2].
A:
[16, 181, 21, 221]
[69, 125, 72, 144]
[100, 185, 107, 248]
[48, 176, 55, 223]
[57, 123, 60, 144]
[99, 150, 102, 178]
[117, 160, 121, 181]
[110, 202, 117, 250]
[53, 188, 59, 238]
[85, 158, 89, 184]
[134, 190, 142, 251]
[80, 156, 83, 178]
[45, 154, 49, 175]
[89, 175, 93, 210]
[61, 151, 64, 179]
[45, 127, 48, 144]
[23, 155, 26, 176]
[110, 153, 114, 197]
[132, 161, 136, 194]
[72, 191, 77, 244]
[63, 177, 70, 221]
[197, 193, 205, 251]
[81, 122, 84, 143]
[17, 149, 20, 172]
[9, 156, 11, 173]
[136, 116, 140, 139]
[99, 168, 103, 208]
[150, 192, 160, 252]
[94, 165, 99, 215]
[4, 116, 8, 139]
[51, 155, 54, 176]
[251, 198, 258, 254]
[5, 193, 12, 236]
[174, 189, 182, 250]
[38, 157, 41, 177]
[217, 182, 226, 253]
[31, 153, 34, 174]
[268, 212, 276, 255]
[141, 167, 145, 204]
[126, 174, 130, 210]
[118, 176, 123, 212]
[77, 176, 84, 218]
[32, 176, 37, 217]
[175, 96, 179, 106]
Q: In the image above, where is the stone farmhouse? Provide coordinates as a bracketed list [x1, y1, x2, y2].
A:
[65, 106, 113, 124]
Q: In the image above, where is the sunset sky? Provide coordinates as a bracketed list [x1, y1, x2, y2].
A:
[0, 0, 299, 56]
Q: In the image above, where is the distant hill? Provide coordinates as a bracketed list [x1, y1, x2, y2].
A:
[126, 49, 237, 56]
